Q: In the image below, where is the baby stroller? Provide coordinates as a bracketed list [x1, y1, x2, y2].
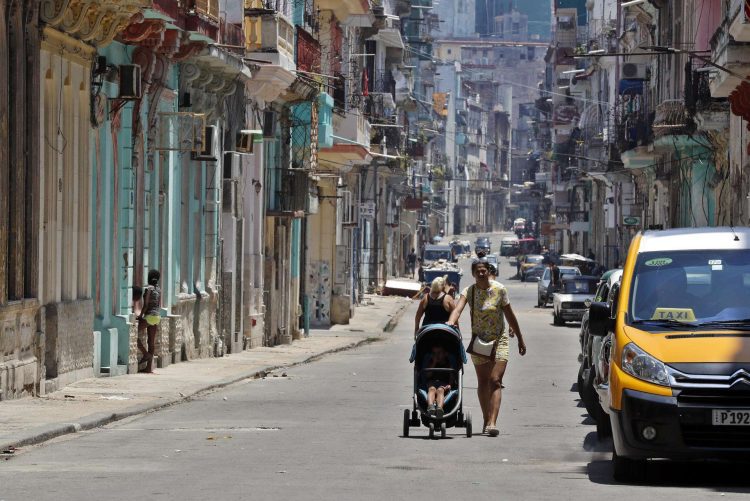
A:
[404, 324, 473, 439]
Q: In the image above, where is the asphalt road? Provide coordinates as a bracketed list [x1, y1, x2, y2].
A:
[1, 233, 749, 499]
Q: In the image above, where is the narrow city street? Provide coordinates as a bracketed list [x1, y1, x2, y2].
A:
[0, 234, 748, 500]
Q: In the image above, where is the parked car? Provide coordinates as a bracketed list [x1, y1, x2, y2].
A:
[552, 276, 599, 325]
[577, 269, 623, 432]
[589, 227, 750, 482]
[537, 265, 581, 306]
[519, 254, 544, 281]
[474, 236, 491, 254]
[485, 253, 499, 270]
[500, 237, 519, 256]
[524, 264, 546, 282]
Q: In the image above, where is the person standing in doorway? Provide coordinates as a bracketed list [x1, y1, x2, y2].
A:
[138, 269, 162, 373]
[407, 248, 417, 279]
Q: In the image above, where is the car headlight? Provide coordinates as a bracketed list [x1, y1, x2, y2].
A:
[621, 342, 669, 387]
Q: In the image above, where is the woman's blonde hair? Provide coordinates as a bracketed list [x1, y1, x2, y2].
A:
[430, 275, 448, 294]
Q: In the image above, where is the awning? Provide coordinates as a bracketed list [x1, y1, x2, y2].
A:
[619, 79, 644, 95]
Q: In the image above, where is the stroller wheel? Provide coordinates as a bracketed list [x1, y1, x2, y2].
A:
[465, 414, 473, 438]
[403, 409, 410, 437]
[440, 421, 447, 439]
[428, 422, 435, 439]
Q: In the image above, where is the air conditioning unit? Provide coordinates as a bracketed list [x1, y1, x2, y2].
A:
[223, 152, 241, 180]
[236, 129, 262, 154]
[621, 62, 648, 80]
[118, 65, 142, 99]
[192, 125, 218, 161]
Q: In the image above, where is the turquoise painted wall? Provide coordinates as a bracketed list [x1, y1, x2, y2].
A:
[93, 42, 184, 366]
[318, 93, 333, 148]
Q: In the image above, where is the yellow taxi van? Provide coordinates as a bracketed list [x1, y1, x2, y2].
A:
[589, 227, 750, 481]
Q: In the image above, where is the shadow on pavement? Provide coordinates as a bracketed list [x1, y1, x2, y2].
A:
[582, 431, 611, 452]
[588, 457, 750, 491]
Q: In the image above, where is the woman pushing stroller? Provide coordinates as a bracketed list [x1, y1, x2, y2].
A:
[447, 257, 526, 437]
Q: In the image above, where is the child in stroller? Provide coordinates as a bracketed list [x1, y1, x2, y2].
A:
[405, 323, 472, 438]
[422, 345, 456, 419]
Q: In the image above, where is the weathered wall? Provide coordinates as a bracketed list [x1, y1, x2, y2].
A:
[0, 301, 40, 400]
[170, 291, 219, 360]
[43, 299, 94, 390]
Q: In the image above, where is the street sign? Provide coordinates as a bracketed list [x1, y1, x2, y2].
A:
[359, 202, 375, 218]
[623, 216, 641, 226]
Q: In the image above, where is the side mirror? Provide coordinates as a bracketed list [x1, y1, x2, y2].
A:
[589, 301, 612, 337]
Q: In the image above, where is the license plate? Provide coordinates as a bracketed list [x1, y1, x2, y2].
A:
[712, 409, 750, 426]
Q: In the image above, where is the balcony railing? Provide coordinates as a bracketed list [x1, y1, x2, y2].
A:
[269, 169, 309, 214]
[616, 114, 651, 152]
[193, 0, 219, 20]
[653, 100, 688, 138]
[220, 20, 245, 50]
[245, 8, 295, 71]
[332, 112, 371, 150]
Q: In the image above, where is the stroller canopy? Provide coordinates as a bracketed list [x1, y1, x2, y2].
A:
[410, 324, 467, 367]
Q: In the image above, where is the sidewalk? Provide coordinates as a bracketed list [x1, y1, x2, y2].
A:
[0, 294, 412, 453]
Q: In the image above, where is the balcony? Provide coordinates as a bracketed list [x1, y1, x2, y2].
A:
[245, 6, 295, 72]
[319, 111, 372, 167]
[333, 112, 371, 150]
[652, 100, 689, 138]
[193, 0, 219, 20]
[220, 20, 245, 51]
[366, 71, 396, 116]
[268, 169, 309, 216]
[316, 0, 371, 24]
[728, 0, 750, 42]
[710, 17, 750, 97]
[296, 26, 321, 73]
[185, 0, 220, 40]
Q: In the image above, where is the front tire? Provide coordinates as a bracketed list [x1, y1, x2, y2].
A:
[440, 421, 447, 439]
[465, 414, 473, 437]
[612, 451, 646, 483]
[537, 294, 543, 307]
[403, 409, 410, 437]
[428, 422, 435, 439]
[553, 311, 565, 326]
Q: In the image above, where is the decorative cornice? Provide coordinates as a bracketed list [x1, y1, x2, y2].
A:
[40, 0, 151, 48]
[41, 25, 97, 65]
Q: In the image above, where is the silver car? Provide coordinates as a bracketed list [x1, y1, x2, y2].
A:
[537, 266, 581, 307]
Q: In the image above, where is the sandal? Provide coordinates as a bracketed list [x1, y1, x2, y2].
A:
[486, 426, 499, 437]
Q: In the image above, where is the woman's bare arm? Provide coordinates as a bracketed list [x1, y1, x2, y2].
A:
[502, 303, 527, 355]
[446, 295, 467, 326]
[415, 296, 427, 334]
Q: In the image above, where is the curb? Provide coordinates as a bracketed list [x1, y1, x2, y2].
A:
[0, 334, 390, 455]
[381, 299, 412, 333]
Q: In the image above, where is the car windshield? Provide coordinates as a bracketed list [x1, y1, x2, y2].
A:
[526, 255, 543, 264]
[424, 249, 452, 260]
[629, 249, 750, 327]
[562, 279, 598, 294]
